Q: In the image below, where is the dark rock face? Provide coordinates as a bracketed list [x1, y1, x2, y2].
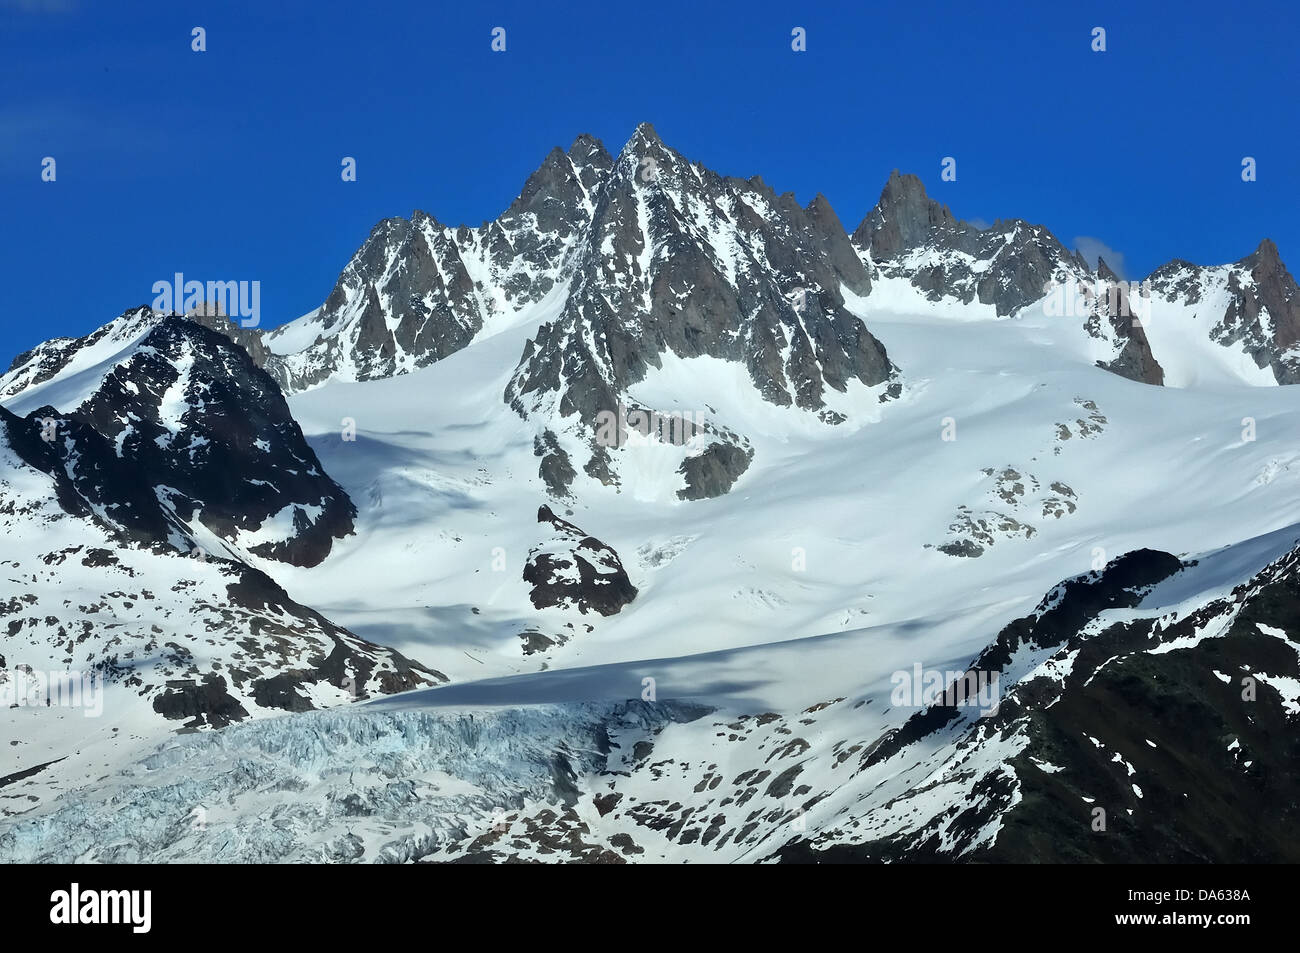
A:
[0, 404, 179, 547]
[862, 548, 1184, 774]
[974, 543, 1300, 862]
[523, 505, 637, 616]
[1096, 324, 1165, 385]
[506, 123, 896, 495]
[1147, 238, 1300, 383]
[853, 171, 1085, 319]
[107, 319, 351, 565]
[677, 441, 753, 500]
[264, 136, 614, 392]
[854, 170, 962, 260]
[974, 548, 1185, 671]
[533, 430, 577, 499]
[851, 171, 1180, 386]
[1083, 260, 1165, 385]
[224, 565, 447, 700]
[184, 306, 272, 366]
[2, 317, 354, 567]
[299, 213, 481, 386]
[520, 125, 892, 410]
[517, 629, 559, 656]
[785, 540, 1300, 863]
[152, 674, 249, 730]
[1238, 240, 1300, 364]
[0, 423, 446, 738]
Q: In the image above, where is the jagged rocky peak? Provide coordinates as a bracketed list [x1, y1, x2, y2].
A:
[853, 170, 1083, 319]
[103, 317, 355, 566]
[262, 134, 618, 392]
[1243, 236, 1286, 272]
[1145, 236, 1300, 383]
[853, 169, 962, 259]
[1228, 239, 1300, 362]
[0, 306, 160, 400]
[1, 304, 271, 404]
[1096, 319, 1164, 386]
[4, 315, 354, 567]
[506, 134, 613, 227]
[850, 170, 1169, 385]
[804, 192, 872, 297]
[570, 132, 612, 172]
[506, 124, 897, 499]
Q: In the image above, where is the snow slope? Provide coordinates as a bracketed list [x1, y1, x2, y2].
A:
[3, 128, 1299, 862]
[255, 281, 1300, 692]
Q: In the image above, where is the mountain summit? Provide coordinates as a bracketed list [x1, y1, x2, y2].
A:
[7, 127, 1299, 502]
[2, 126, 1299, 866]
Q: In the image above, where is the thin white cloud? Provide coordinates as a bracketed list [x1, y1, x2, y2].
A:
[1074, 236, 1127, 279]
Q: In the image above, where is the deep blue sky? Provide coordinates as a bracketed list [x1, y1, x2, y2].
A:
[2, 0, 1296, 363]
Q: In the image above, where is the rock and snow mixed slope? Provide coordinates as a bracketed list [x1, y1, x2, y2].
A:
[1141, 239, 1300, 387]
[6, 525, 1298, 863]
[502, 124, 897, 499]
[857, 170, 1167, 385]
[0, 318, 444, 818]
[3, 314, 356, 567]
[261, 134, 612, 392]
[2, 124, 1299, 862]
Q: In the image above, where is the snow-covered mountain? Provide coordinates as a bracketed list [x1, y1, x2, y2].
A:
[0, 323, 445, 815]
[3, 311, 356, 567]
[1142, 239, 1300, 386]
[856, 170, 1169, 385]
[2, 125, 1298, 863]
[260, 134, 611, 392]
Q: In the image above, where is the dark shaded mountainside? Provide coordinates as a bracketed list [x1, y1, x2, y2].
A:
[390, 529, 1299, 865]
[0, 315, 444, 738]
[778, 539, 1300, 863]
[4, 316, 353, 567]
